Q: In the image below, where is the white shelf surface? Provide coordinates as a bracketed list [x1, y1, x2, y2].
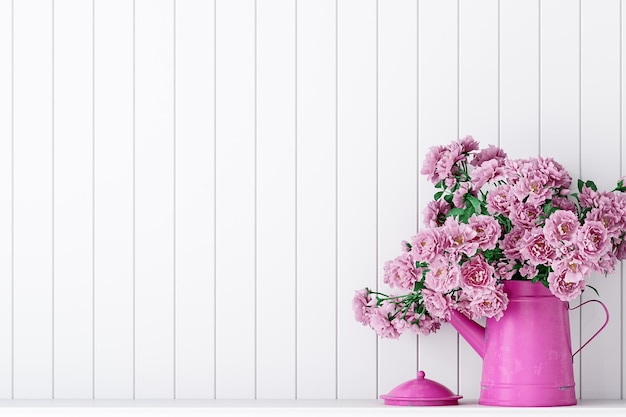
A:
[0, 399, 623, 416]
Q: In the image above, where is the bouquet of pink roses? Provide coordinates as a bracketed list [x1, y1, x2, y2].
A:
[354, 136, 626, 339]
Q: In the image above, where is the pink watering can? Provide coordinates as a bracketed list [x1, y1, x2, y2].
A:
[448, 280, 609, 407]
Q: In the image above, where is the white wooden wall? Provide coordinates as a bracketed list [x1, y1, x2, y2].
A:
[0, 0, 624, 400]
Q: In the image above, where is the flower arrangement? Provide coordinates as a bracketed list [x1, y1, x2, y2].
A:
[353, 136, 626, 339]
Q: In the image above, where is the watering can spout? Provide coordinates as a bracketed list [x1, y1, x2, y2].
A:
[448, 309, 486, 359]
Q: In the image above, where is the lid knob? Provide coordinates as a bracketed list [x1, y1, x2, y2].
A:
[417, 370, 426, 379]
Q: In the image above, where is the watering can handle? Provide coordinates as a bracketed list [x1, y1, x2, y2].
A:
[569, 299, 609, 358]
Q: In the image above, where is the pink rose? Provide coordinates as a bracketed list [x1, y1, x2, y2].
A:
[406, 311, 441, 336]
[383, 252, 419, 290]
[511, 174, 551, 206]
[459, 255, 496, 293]
[469, 214, 502, 251]
[548, 268, 586, 302]
[468, 286, 508, 320]
[443, 217, 479, 256]
[535, 156, 572, 189]
[486, 184, 514, 216]
[424, 259, 460, 293]
[471, 159, 503, 189]
[520, 228, 556, 266]
[368, 300, 401, 339]
[352, 289, 375, 326]
[502, 226, 526, 260]
[422, 289, 453, 320]
[422, 199, 451, 227]
[518, 263, 538, 280]
[509, 201, 543, 229]
[576, 220, 609, 262]
[543, 210, 579, 246]
[410, 228, 443, 263]
[494, 259, 516, 280]
[421, 145, 446, 184]
[470, 144, 507, 167]
[452, 182, 476, 209]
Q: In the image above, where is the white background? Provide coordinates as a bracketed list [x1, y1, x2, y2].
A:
[0, 0, 625, 401]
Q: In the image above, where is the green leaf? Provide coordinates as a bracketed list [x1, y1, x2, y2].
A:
[434, 191, 444, 201]
[543, 200, 552, 215]
[466, 194, 482, 215]
[448, 207, 465, 219]
[585, 180, 597, 192]
[586, 284, 600, 297]
[577, 179, 584, 193]
[444, 194, 454, 204]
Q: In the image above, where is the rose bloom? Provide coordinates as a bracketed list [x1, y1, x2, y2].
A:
[495, 259, 516, 280]
[518, 263, 538, 280]
[368, 300, 401, 339]
[467, 286, 508, 320]
[543, 209, 579, 247]
[422, 199, 451, 227]
[468, 214, 502, 251]
[470, 144, 507, 167]
[511, 174, 552, 206]
[383, 252, 419, 290]
[459, 254, 496, 292]
[452, 183, 476, 209]
[410, 228, 443, 263]
[485, 184, 514, 216]
[424, 259, 460, 293]
[587, 200, 624, 239]
[352, 289, 375, 326]
[520, 228, 556, 266]
[615, 238, 626, 261]
[578, 185, 599, 209]
[551, 196, 577, 212]
[422, 289, 453, 321]
[551, 257, 589, 284]
[502, 226, 526, 260]
[453, 135, 480, 155]
[548, 267, 586, 302]
[405, 310, 441, 336]
[576, 220, 609, 262]
[443, 217, 479, 256]
[597, 251, 617, 275]
[509, 201, 544, 229]
[421, 145, 446, 184]
[471, 159, 503, 189]
[535, 156, 572, 189]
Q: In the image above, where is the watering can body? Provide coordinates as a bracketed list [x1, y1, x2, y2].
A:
[448, 280, 608, 407]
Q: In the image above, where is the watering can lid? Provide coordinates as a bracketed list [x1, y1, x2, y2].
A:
[379, 370, 462, 406]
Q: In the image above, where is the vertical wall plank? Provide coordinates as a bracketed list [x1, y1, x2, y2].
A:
[337, 0, 377, 400]
[174, 0, 215, 399]
[296, 0, 337, 399]
[0, 0, 13, 399]
[417, 0, 458, 394]
[134, 0, 175, 399]
[458, 0, 498, 399]
[377, 0, 418, 397]
[53, 0, 93, 399]
[499, 0, 539, 157]
[215, 0, 256, 399]
[540, 0, 582, 399]
[13, 0, 53, 399]
[256, 0, 296, 399]
[93, 0, 134, 399]
[580, 0, 621, 399]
